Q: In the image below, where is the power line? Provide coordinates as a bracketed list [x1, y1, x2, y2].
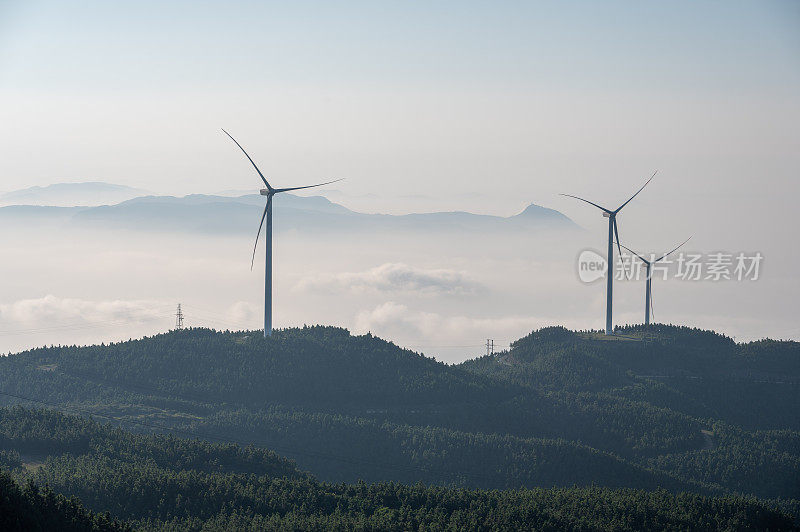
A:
[179, 304, 256, 331]
[0, 310, 174, 333]
[403, 344, 508, 349]
[0, 311, 176, 336]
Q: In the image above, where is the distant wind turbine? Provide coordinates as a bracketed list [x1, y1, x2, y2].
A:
[222, 129, 342, 337]
[618, 237, 691, 325]
[561, 172, 656, 335]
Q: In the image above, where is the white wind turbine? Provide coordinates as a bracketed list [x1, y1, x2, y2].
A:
[222, 129, 342, 337]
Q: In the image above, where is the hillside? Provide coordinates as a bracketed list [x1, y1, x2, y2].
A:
[0, 407, 794, 531]
[460, 325, 800, 430]
[460, 325, 800, 502]
[0, 325, 797, 511]
[0, 327, 692, 490]
[0, 465, 125, 531]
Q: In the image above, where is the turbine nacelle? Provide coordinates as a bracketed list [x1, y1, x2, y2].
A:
[260, 188, 271, 196]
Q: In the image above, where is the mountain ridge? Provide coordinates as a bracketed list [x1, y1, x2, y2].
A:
[0, 186, 581, 234]
[0, 182, 150, 207]
[0, 323, 797, 507]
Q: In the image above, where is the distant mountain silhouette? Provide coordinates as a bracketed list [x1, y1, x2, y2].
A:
[0, 189, 581, 234]
[0, 182, 150, 207]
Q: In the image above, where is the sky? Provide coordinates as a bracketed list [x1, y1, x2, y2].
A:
[0, 1, 798, 358]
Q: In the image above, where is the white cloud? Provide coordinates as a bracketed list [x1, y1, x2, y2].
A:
[0, 295, 169, 328]
[296, 263, 478, 295]
[226, 301, 258, 324]
[354, 301, 554, 348]
[0, 295, 176, 352]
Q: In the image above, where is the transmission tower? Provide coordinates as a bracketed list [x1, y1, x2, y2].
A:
[175, 304, 184, 330]
[486, 339, 494, 356]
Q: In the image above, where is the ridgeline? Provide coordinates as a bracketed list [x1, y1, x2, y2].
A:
[0, 324, 797, 528]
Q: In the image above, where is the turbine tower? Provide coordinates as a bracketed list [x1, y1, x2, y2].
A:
[618, 237, 691, 325]
[222, 129, 342, 337]
[561, 172, 656, 335]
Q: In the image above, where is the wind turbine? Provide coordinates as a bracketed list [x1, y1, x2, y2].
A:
[618, 237, 691, 325]
[561, 172, 656, 335]
[222, 129, 342, 337]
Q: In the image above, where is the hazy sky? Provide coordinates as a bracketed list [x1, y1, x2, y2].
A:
[1, 1, 797, 207]
[1, 1, 798, 355]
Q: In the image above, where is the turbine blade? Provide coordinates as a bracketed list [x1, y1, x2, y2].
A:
[613, 218, 632, 280]
[221, 129, 273, 191]
[615, 170, 657, 213]
[654, 236, 692, 263]
[251, 199, 270, 270]
[559, 194, 612, 213]
[273, 178, 344, 194]
[616, 241, 650, 265]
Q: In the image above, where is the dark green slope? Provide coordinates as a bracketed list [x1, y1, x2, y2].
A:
[0, 407, 794, 531]
[459, 324, 800, 504]
[0, 327, 704, 491]
[0, 327, 696, 490]
[0, 325, 797, 507]
[144, 487, 796, 532]
[461, 324, 800, 430]
[0, 326, 704, 457]
[5, 326, 515, 409]
[0, 467, 126, 531]
[191, 406, 696, 491]
[0, 407, 305, 481]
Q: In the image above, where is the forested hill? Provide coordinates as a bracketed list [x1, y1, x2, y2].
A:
[460, 325, 800, 431]
[0, 465, 126, 531]
[4, 326, 515, 408]
[0, 406, 795, 531]
[468, 324, 798, 384]
[0, 325, 797, 517]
